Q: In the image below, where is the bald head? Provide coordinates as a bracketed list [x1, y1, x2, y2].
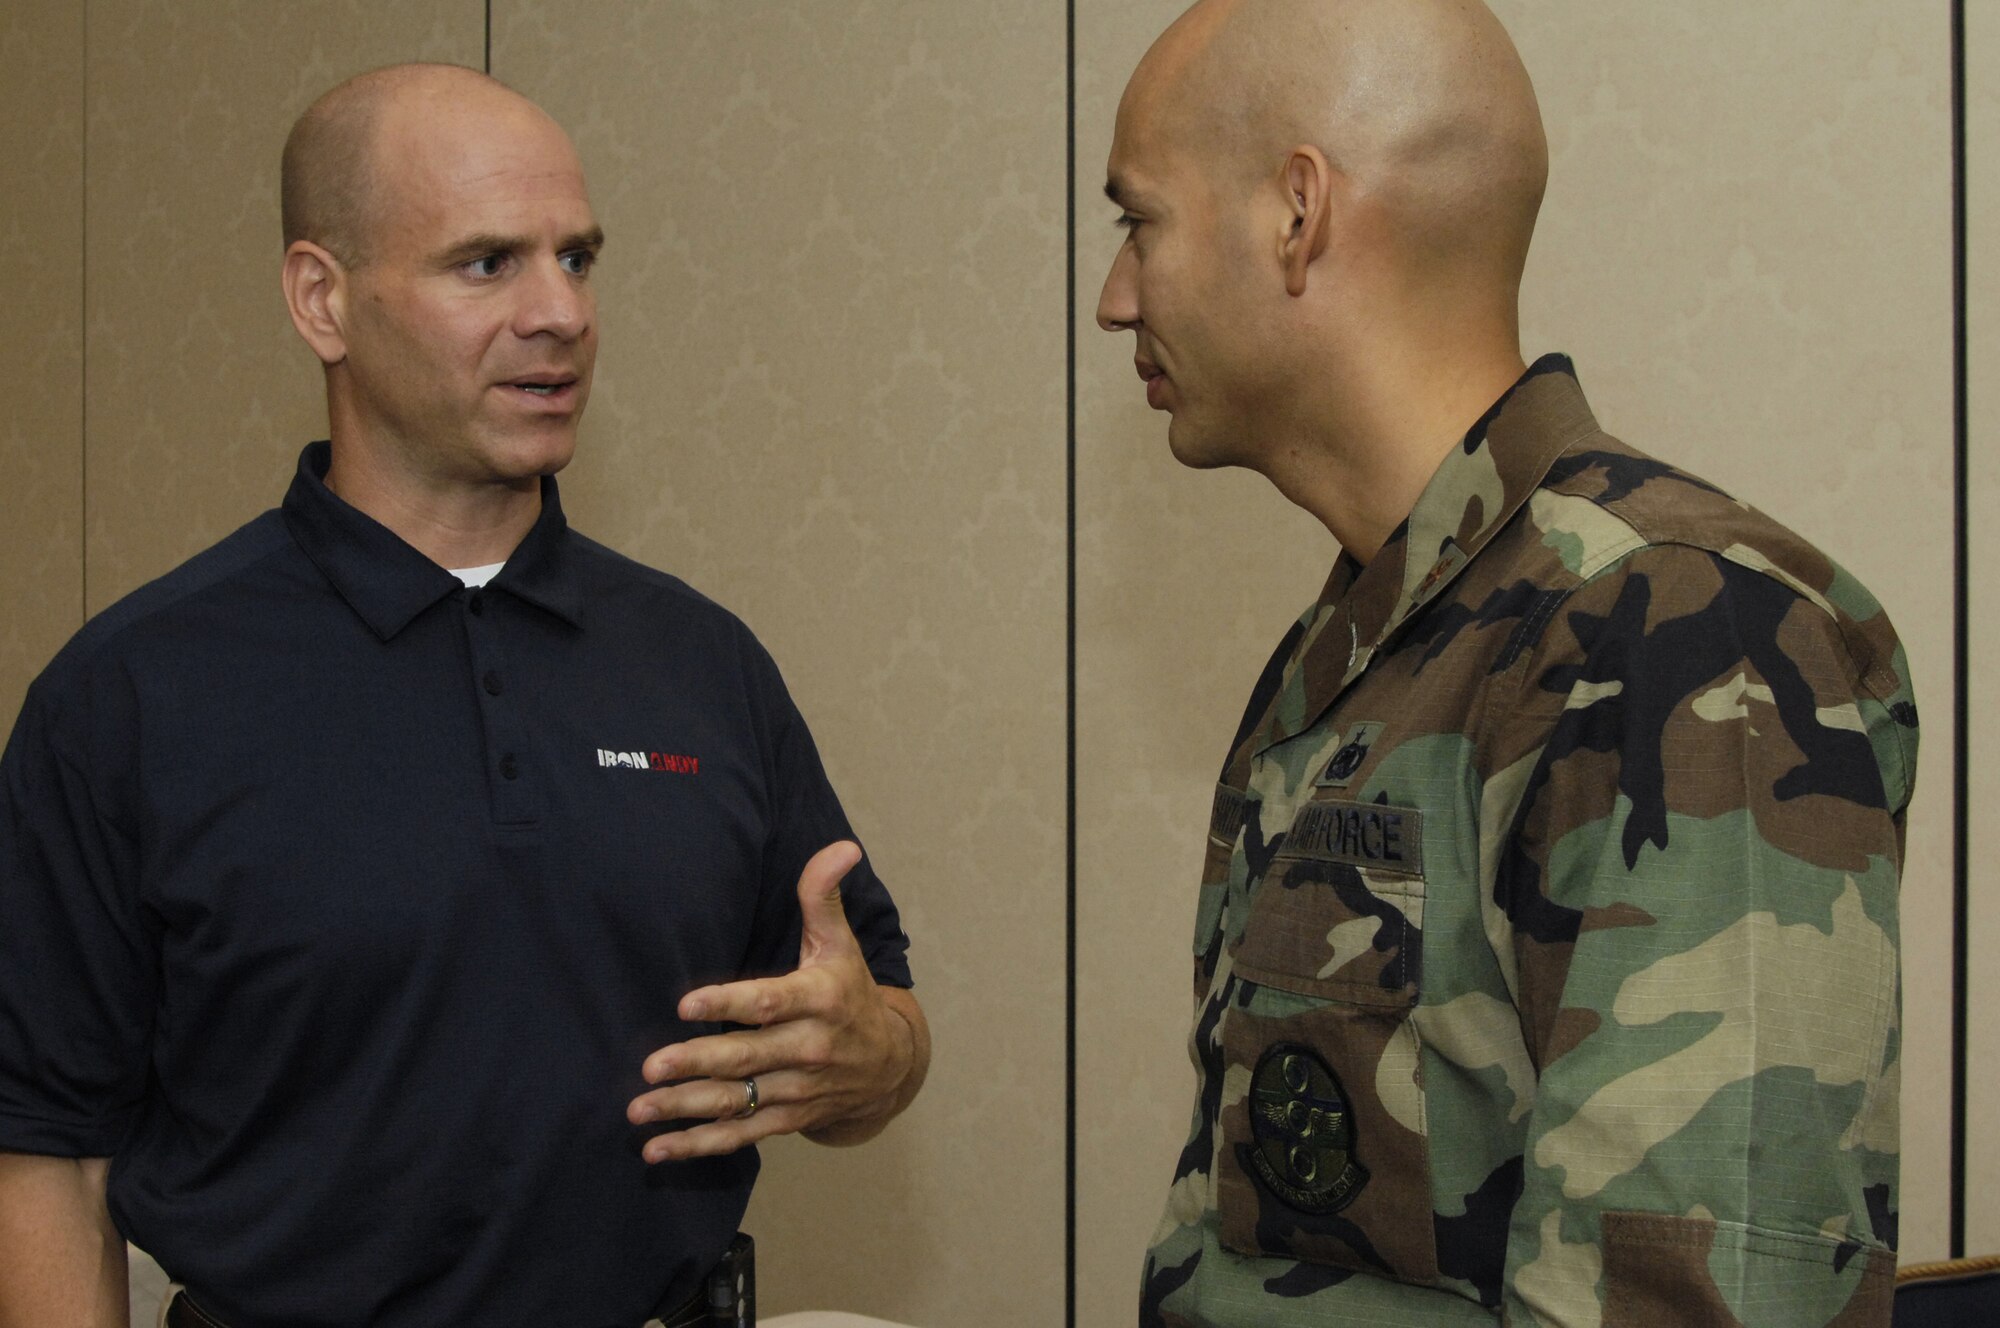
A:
[1099, 0, 1551, 547]
[1129, 0, 1547, 297]
[281, 63, 548, 264]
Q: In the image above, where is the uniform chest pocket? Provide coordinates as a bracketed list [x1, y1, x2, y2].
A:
[1215, 797, 1440, 1284]
[1230, 799, 1426, 1005]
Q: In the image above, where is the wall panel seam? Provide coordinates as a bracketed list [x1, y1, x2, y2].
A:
[1063, 0, 1079, 1322]
[80, 0, 90, 625]
[1950, 0, 1969, 1263]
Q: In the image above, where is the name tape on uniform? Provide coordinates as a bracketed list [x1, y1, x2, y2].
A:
[1275, 798, 1423, 877]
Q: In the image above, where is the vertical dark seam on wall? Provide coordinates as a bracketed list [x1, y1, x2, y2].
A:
[484, 0, 492, 74]
[80, 0, 90, 625]
[1950, 0, 1969, 1263]
[1064, 0, 1078, 1323]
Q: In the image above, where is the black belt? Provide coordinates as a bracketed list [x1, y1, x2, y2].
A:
[163, 1290, 229, 1328]
[165, 1281, 714, 1328]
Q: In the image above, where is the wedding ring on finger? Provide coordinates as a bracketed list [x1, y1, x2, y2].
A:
[739, 1076, 760, 1119]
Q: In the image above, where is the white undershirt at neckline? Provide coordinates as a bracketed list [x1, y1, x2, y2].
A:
[450, 562, 506, 588]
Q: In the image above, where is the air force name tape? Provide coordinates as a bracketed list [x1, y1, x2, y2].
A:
[1276, 797, 1422, 876]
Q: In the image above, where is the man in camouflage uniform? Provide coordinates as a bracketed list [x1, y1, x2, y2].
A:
[1096, 2, 1914, 1325]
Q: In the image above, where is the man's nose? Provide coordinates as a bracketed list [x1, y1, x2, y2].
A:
[518, 258, 593, 341]
[1096, 244, 1138, 332]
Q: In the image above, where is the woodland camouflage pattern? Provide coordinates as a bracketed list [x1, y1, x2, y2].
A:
[1141, 356, 1915, 1327]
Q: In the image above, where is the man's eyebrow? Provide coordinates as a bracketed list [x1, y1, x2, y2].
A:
[1104, 179, 1129, 208]
[433, 227, 606, 269]
[435, 233, 529, 268]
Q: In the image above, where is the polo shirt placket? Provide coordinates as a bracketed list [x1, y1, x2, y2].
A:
[460, 586, 539, 829]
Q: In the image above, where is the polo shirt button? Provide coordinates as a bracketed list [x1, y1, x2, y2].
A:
[500, 754, 520, 780]
[483, 671, 504, 696]
[468, 592, 485, 616]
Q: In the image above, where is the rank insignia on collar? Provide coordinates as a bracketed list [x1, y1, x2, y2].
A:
[1315, 722, 1384, 788]
[1245, 1044, 1369, 1214]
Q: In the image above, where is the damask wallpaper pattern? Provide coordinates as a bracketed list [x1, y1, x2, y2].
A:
[0, 3, 1982, 1324]
[0, 1, 84, 734]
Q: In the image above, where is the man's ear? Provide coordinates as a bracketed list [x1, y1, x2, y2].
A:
[282, 240, 350, 365]
[1278, 145, 1336, 298]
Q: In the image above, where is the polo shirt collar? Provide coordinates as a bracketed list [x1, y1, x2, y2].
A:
[282, 441, 586, 641]
[494, 480, 586, 628]
[1251, 354, 1602, 756]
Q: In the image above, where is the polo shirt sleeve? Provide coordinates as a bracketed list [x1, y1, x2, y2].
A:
[1495, 544, 1907, 1328]
[0, 672, 158, 1158]
[736, 629, 912, 990]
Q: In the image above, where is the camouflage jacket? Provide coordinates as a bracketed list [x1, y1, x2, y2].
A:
[1141, 356, 1916, 1327]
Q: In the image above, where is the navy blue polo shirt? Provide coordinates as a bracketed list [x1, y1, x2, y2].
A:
[0, 443, 912, 1328]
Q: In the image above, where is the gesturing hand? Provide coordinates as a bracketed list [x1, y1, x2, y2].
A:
[627, 840, 919, 1162]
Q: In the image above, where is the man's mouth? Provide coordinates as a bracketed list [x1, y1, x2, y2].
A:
[504, 375, 579, 399]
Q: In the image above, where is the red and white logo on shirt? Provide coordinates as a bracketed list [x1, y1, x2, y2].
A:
[597, 748, 700, 775]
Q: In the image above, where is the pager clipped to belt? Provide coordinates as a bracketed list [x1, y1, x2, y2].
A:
[708, 1232, 755, 1327]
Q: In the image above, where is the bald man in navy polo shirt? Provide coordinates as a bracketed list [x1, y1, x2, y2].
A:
[0, 64, 928, 1328]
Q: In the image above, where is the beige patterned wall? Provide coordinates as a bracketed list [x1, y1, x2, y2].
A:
[1072, 4, 1960, 1323]
[81, 0, 483, 614]
[0, 0, 84, 732]
[0, 1, 1985, 1322]
[1968, 0, 1998, 1260]
[493, 5, 1070, 1323]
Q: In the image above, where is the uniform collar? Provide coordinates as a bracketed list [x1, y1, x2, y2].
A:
[1250, 354, 1602, 757]
[281, 441, 586, 641]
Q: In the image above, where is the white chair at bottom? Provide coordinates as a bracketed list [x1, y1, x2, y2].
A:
[764, 1315, 921, 1328]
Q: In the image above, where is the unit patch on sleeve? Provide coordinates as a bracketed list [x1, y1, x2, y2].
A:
[1244, 1044, 1369, 1214]
[1275, 797, 1423, 876]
